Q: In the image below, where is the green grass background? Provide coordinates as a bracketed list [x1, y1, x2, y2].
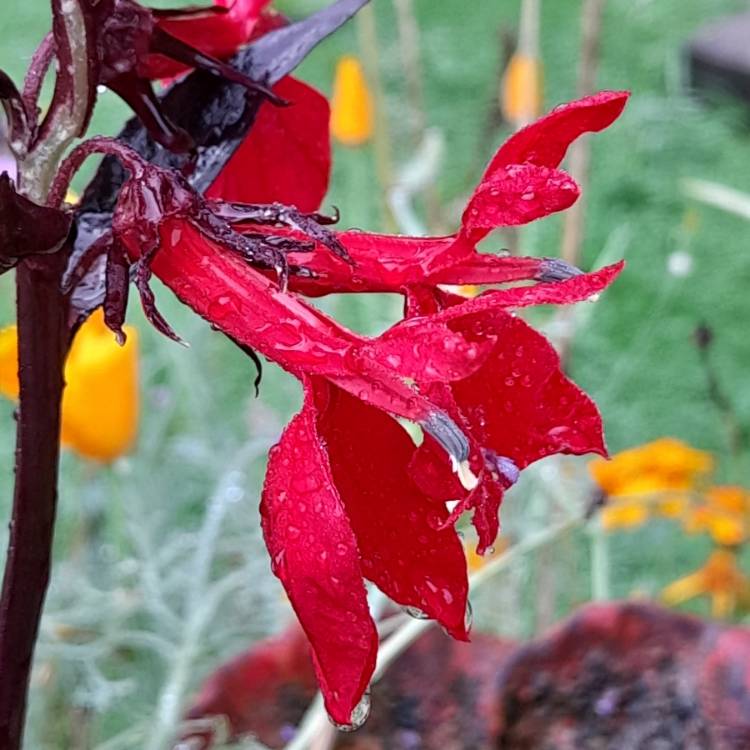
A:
[1, 0, 750, 745]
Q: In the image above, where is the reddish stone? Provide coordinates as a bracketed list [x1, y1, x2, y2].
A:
[183, 602, 750, 749]
[497, 602, 750, 749]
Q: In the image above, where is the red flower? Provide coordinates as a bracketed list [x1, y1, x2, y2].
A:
[206, 75, 332, 212]
[276, 90, 629, 296]
[66, 87, 627, 726]
[143, 0, 274, 81]
[89, 0, 283, 150]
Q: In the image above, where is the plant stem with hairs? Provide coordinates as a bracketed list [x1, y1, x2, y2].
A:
[0, 2, 93, 745]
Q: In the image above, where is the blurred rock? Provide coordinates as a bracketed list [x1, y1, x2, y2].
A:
[497, 602, 750, 749]
[182, 625, 515, 749]
[686, 12, 750, 104]
[184, 603, 750, 749]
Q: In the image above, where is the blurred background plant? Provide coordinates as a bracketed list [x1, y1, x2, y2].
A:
[2, 0, 750, 747]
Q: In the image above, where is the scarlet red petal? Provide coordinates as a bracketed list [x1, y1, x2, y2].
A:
[207, 77, 331, 212]
[460, 164, 580, 244]
[145, 219, 442, 424]
[450, 310, 607, 469]
[408, 434, 465, 502]
[362, 317, 494, 383]
[146, 0, 271, 79]
[434, 262, 624, 324]
[484, 91, 629, 175]
[430, 254, 558, 286]
[286, 231, 461, 295]
[313, 381, 470, 640]
[417, 311, 606, 552]
[260, 395, 377, 724]
[447, 477, 506, 556]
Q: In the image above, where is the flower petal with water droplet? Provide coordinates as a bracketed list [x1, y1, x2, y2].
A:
[485, 90, 629, 173]
[362, 317, 494, 383]
[312, 380, 470, 640]
[459, 164, 580, 245]
[260, 387, 377, 725]
[432, 262, 624, 324]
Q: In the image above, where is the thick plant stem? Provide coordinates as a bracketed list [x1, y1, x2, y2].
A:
[0, 253, 68, 749]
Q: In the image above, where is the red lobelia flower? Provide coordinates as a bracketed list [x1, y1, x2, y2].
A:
[62, 87, 627, 726]
[88, 0, 284, 151]
[144, 0, 275, 81]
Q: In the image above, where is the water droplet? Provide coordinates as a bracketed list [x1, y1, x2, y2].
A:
[441, 588, 454, 605]
[464, 600, 474, 631]
[402, 605, 430, 620]
[331, 689, 371, 732]
[386, 354, 402, 368]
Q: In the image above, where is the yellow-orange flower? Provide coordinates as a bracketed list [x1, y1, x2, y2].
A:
[330, 55, 373, 146]
[590, 438, 713, 497]
[501, 53, 543, 127]
[662, 549, 750, 618]
[0, 309, 139, 462]
[599, 500, 650, 531]
[591, 438, 713, 531]
[683, 486, 750, 547]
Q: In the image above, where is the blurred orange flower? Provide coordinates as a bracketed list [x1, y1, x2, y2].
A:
[330, 55, 373, 146]
[590, 438, 713, 531]
[683, 486, 750, 547]
[0, 309, 139, 462]
[501, 53, 543, 127]
[661, 549, 750, 618]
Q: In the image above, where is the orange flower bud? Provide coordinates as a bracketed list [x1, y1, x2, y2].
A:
[0, 309, 139, 462]
[330, 55, 374, 146]
[501, 53, 543, 128]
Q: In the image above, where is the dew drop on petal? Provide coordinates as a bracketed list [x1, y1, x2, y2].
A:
[465, 600, 474, 631]
[401, 605, 431, 620]
[331, 689, 371, 732]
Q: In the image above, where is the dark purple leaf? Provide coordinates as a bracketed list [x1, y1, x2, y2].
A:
[0, 174, 72, 273]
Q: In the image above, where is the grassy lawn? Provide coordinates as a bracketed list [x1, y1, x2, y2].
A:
[1, 0, 750, 745]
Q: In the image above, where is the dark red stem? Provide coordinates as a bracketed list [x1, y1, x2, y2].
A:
[22, 32, 55, 123]
[47, 136, 143, 208]
[0, 251, 68, 749]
